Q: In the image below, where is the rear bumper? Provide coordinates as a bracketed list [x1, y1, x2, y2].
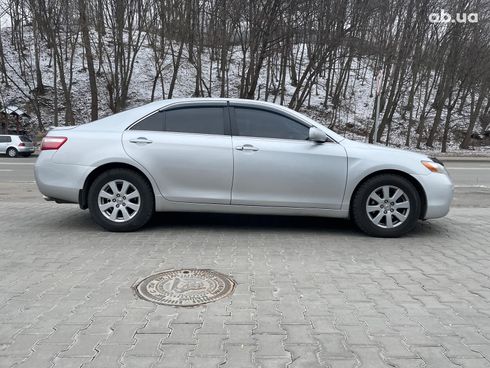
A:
[34, 151, 90, 204]
[17, 146, 35, 153]
[413, 172, 454, 219]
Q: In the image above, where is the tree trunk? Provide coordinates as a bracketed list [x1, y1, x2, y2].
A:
[0, 22, 8, 85]
[32, 20, 44, 94]
[79, 0, 98, 121]
[460, 86, 487, 149]
[168, 40, 185, 99]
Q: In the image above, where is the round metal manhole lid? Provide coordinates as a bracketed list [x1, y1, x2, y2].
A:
[135, 269, 235, 307]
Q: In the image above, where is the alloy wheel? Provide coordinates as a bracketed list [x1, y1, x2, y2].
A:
[365, 185, 410, 229]
[97, 179, 141, 223]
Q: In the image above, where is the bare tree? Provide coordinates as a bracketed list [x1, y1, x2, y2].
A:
[0, 0, 488, 152]
[79, 0, 98, 121]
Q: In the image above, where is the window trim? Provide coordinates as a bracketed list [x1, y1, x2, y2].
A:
[129, 104, 230, 136]
[230, 106, 311, 141]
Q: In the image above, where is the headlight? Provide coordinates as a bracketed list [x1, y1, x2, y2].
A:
[421, 160, 446, 174]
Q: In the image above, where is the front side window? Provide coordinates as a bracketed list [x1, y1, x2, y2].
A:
[233, 108, 309, 140]
[164, 107, 225, 135]
[131, 111, 164, 131]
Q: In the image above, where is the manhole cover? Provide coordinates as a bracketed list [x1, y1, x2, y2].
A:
[135, 269, 235, 306]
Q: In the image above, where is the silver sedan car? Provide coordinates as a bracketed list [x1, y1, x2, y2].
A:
[35, 98, 453, 237]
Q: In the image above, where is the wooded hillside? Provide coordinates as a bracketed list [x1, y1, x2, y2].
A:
[0, 0, 489, 152]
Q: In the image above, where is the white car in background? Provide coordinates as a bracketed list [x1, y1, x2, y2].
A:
[0, 134, 36, 157]
[34, 98, 454, 237]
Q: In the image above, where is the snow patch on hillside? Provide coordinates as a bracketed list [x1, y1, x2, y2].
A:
[0, 26, 488, 155]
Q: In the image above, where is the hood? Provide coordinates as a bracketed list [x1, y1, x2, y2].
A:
[339, 139, 434, 176]
[341, 139, 429, 161]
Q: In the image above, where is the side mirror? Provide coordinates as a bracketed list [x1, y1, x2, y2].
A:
[309, 127, 328, 143]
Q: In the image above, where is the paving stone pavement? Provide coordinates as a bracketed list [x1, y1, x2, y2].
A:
[0, 203, 490, 368]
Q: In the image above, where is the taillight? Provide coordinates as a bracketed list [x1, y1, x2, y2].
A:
[41, 136, 68, 150]
[18, 142, 25, 147]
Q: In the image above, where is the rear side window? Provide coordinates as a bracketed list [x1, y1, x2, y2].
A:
[233, 107, 309, 140]
[20, 136, 32, 142]
[165, 107, 225, 135]
[131, 111, 164, 131]
[0, 136, 12, 143]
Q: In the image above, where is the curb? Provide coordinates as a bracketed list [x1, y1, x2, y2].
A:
[436, 156, 490, 162]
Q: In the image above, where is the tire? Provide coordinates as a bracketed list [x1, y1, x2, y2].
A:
[7, 147, 18, 158]
[88, 168, 154, 232]
[351, 174, 421, 237]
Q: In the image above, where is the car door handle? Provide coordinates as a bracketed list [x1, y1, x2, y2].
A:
[129, 137, 153, 144]
[235, 144, 258, 151]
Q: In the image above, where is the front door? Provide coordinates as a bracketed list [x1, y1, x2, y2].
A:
[0, 135, 11, 154]
[230, 106, 347, 209]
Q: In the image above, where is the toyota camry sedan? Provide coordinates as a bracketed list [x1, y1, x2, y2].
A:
[35, 98, 453, 237]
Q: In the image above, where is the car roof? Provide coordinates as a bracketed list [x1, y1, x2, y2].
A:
[72, 98, 344, 142]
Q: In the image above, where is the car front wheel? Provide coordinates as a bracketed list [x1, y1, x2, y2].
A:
[351, 174, 421, 237]
[88, 168, 154, 231]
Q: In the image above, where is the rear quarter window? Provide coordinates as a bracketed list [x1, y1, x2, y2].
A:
[131, 111, 164, 131]
[0, 136, 12, 143]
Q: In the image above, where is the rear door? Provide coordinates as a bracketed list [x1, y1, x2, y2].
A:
[230, 106, 348, 209]
[122, 103, 234, 204]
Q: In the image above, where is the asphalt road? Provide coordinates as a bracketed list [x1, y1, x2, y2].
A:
[0, 156, 489, 207]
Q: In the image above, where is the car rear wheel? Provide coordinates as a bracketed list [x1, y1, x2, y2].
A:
[88, 168, 154, 231]
[351, 174, 421, 237]
[7, 148, 18, 158]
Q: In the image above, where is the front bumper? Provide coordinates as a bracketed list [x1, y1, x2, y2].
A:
[413, 172, 454, 219]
